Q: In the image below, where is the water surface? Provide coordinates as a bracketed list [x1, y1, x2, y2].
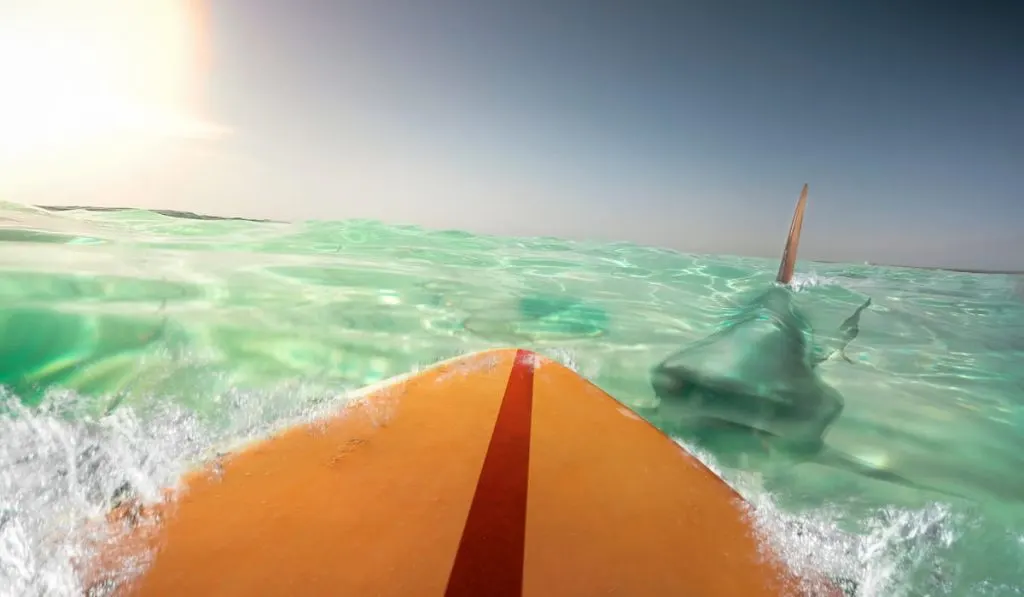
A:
[1, 203, 1022, 595]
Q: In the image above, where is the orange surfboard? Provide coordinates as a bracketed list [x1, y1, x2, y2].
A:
[86, 349, 842, 596]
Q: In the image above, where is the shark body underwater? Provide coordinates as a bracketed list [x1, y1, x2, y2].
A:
[648, 185, 955, 497]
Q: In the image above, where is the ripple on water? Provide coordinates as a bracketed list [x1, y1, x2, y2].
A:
[461, 294, 611, 343]
[0, 271, 204, 305]
[0, 309, 166, 407]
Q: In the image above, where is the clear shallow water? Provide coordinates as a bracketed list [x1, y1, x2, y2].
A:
[0, 202, 1022, 596]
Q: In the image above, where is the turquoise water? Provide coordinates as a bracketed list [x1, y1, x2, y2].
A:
[1, 202, 1022, 595]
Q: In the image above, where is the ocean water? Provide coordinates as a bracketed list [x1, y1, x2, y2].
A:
[0, 202, 1022, 596]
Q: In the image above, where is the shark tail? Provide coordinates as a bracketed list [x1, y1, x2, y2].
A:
[776, 183, 809, 285]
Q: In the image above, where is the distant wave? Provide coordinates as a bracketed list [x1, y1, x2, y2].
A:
[35, 205, 281, 224]
[26, 204, 1023, 275]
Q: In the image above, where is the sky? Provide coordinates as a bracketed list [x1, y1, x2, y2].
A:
[0, 0, 1021, 270]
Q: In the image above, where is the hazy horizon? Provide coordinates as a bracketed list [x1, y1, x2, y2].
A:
[20, 201, 1022, 275]
[1, 1, 1021, 271]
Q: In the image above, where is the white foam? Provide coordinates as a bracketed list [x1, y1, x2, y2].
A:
[789, 271, 840, 291]
[668, 436, 987, 596]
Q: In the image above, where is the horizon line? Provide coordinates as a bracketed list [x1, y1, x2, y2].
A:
[25, 203, 1024, 276]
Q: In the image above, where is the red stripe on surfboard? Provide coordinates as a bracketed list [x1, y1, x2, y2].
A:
[444, 349, 535, 597]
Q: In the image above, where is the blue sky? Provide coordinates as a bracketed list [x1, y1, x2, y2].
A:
[2, 0, 1021, 270]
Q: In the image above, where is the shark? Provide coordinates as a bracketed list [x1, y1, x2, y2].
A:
[647, 185, 958, 497]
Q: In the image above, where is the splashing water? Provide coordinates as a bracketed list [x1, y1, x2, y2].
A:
[1, 203, 1023, 595]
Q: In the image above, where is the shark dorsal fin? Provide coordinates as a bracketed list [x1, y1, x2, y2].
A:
[776, 183, 809, 285]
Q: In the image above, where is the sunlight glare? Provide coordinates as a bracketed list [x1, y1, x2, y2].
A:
[0, 0, 226, 165]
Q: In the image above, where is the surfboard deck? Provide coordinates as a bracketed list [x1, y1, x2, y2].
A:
[85, 348, 842, 596]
